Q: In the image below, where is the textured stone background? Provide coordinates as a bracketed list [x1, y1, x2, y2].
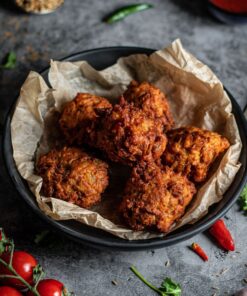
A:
[0, 1, 247, 295]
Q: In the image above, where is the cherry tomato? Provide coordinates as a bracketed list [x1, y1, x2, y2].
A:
[0, 286, 23, 296]
[0, 251, 37, 288]
[27, 279, 65, 296]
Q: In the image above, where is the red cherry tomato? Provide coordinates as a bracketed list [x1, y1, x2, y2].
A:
[0, 251, 37, 288]
[0, 286, 23, 296]
[26, 279, 65, 296]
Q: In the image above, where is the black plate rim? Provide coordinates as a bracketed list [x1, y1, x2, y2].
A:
[2, 46, 247, 250]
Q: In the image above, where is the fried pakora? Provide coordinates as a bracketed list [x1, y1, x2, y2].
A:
[59, 93, 112, 146]
[123, 80, 174, 130]
[36, 147, 109, 209]
[119, 162, 196, 233]
[162, 126, 230, 183]
[96, 98, 167, 165]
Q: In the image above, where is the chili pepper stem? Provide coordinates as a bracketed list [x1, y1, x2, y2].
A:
[0, 257, 40, 296]
[130, 266, 162, 295]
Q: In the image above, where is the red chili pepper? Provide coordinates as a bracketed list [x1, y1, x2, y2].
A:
[209, 219, 235, 251]
[191, 243, 208, 261]
[210, 0, 247, 14]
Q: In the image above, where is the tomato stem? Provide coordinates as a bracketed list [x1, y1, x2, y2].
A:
[9, 240, 14, 266]
[0, 274, 19, 279]
[0, 258, 40, 296]
[34, 268, 45, 290]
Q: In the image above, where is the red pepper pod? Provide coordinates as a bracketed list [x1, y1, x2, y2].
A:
[209, 219, 235, 251]
[191, 243, 208, 261]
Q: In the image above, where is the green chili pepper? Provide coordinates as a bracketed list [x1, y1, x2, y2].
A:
[105, 3, 154, 24]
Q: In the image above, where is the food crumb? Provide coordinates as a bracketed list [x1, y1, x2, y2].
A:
[215, 267, 229, 277]
[165, 260, 170, 267]
[214, 249, 228, 261]
[4, 32, 13, 38]
[111, 280, 118, 286]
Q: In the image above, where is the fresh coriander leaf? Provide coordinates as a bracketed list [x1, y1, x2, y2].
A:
[1, 51, 17, 69]
[130, 266, 181, 296]
[159, 278, 181, 296]
[240, 185, 247, 213]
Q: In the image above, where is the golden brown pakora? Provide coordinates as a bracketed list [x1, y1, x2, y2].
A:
[36, 147, 109, 209]
[162, 126, 230, 183]
[96, 98, 167, 165]
[119, 162, 196, 233]
[123, 80, 174, 130]
[59, 93, 112, 146]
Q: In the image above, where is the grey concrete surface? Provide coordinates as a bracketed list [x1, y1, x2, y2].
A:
[0, 1, 247, 295]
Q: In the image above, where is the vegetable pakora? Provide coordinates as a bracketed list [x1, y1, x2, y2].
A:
[36, 147, 109, 209]
[123, 80, 174, 130]
[162, 126, 230, 183]
[120, 162, 196, 233]
[96, 98, 167, 165]
[59, 93, 112, 146]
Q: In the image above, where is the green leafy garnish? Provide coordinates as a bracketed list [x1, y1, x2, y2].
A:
[1, 51, 17, 69]
[240, 184, 247, 213]
[130, 266, 181, 296]
[159, 278, 182, 296]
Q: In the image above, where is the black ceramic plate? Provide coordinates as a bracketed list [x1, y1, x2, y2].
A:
[3, 47, 247, 250]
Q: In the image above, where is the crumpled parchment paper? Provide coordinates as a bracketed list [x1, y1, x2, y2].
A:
[11, 39, 242, 240]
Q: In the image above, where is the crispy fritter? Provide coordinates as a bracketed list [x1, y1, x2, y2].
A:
[119, 162, 196, 233]
[59, 93, 112, 146]
[36, 147, 109, 209]
[123, 80, 174, 130]
[96, 98, 167, 165]
[162, 126, 230, 183]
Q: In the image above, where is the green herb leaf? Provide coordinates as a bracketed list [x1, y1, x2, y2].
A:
[130, 266, 181, 296]
[1, 51, 17, 69]
[159, 278, 181, 296]
[240, 184, 247, 213]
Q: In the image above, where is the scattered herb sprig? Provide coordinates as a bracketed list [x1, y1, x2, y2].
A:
[1, 51, 17, 69]
[240, 184, 247, 214]
[130, 266, 181, 296]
